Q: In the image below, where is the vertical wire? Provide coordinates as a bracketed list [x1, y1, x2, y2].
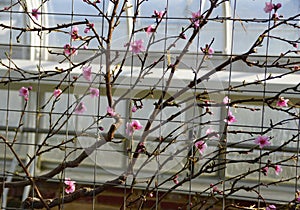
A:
[153, 1, 169, 209]
[92, 1, 106, 209]
[257, 0, 273, 207]
[224, 0, 237, 209]
[30, 0, 45, 206]
[60, 0, 75, 209]
[222, 0, 237, 210]
[124, 0, 138, 208]
[1, 0, 13, 208]
[25, 1, 36, 205]
[123, 0, 130, 207]
[296, 111, 300, 199]
[188, 1, 203, 208]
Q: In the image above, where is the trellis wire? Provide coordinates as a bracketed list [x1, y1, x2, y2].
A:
[0, 0, 299, 210]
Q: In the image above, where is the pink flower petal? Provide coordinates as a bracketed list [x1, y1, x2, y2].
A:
[206, 128, 219, 138]
[224, 111, 237, 124]
[262, 166, 269, 176]
[276, 97, 289, 107]
[274, 165, 282, 175]
[191, 10, 201, 28]
[19, 87, 30, 101]
[146, 25, 155, 35]
[223, 96, 230, 104]
[264, 2, 274, 13]
[195, 140, 207, 155]
[254, 135, 271, 149]
[129, 39, 145, 54]
[266, 204, 276, 210]
[132, 106, 137, 112]
[154, 10, 164, 19]
[75, 102, 87, 114]
[70, 26, 79, 40]
[64, 178, 76, 194]
[53, 89, 62, 97]
[32, 9, 39, 20]
[126, 120, 143, 136]
[107, 106, 116, 116]
[64, 44, 77, 56]
[82, 66, 92, 82]
[89, 88, 99, 98]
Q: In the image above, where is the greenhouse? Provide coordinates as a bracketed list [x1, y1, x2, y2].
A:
[0, 0, 299, 209]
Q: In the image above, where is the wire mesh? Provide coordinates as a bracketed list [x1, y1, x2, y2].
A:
[0, 0, 300, 209]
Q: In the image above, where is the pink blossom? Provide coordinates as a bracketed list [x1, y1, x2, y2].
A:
[206, 128, 213, 135]
[191, 10, 201, 28]
[201, 44, 214, 58]
[173, 175, 179, 184]
[74, 102, 87, 114]
[84, 23, 94, 33]
[64, 178, 76, 194]
[131, 120, 143, 130]
[195, 140, 207, 155]
[82, 66, 92, 82]
[19, 87, 30, 101]
[107, 106, 116, 117]
[126, 120, 143, 136]
[137, 142, 146, 153]
[276, 97, 289, 107]
[32, 9, 39, 20]
[154, 10, 164, 19]
[208, 47, 214, 56]
[132, 106, 137, 113]
[212, 186, 219, 193]
[224, 111, 237, 124]
[173, 178, 179, 185]
[89, 88, 99, 98]
[254, 135, 271, 149]
[145, 25, 155, 35]
[297, 195, 300, 202]
[84, 28, 90, 33]
[206, 128, 219, 138]
[53, 89, 62, 97]
[70, 26, 79, 40]
[294, 66, 299, 71]
[266, 204, 276, 210]
[64, 44, 77, 56]
[262, 166, 269, 176]
[293, 43, 298, 48]
[209, 183, 222, 194]
[264, 2, 274, 13]
[274, 165, 282, 175]
[274, 3, 282, 10]
[223, 96, 230, 104]
[129, 39, 145, 54]
[209, 184, 222, 194]
[192, 10, 200, 19]
[192, 20, 199, 28]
